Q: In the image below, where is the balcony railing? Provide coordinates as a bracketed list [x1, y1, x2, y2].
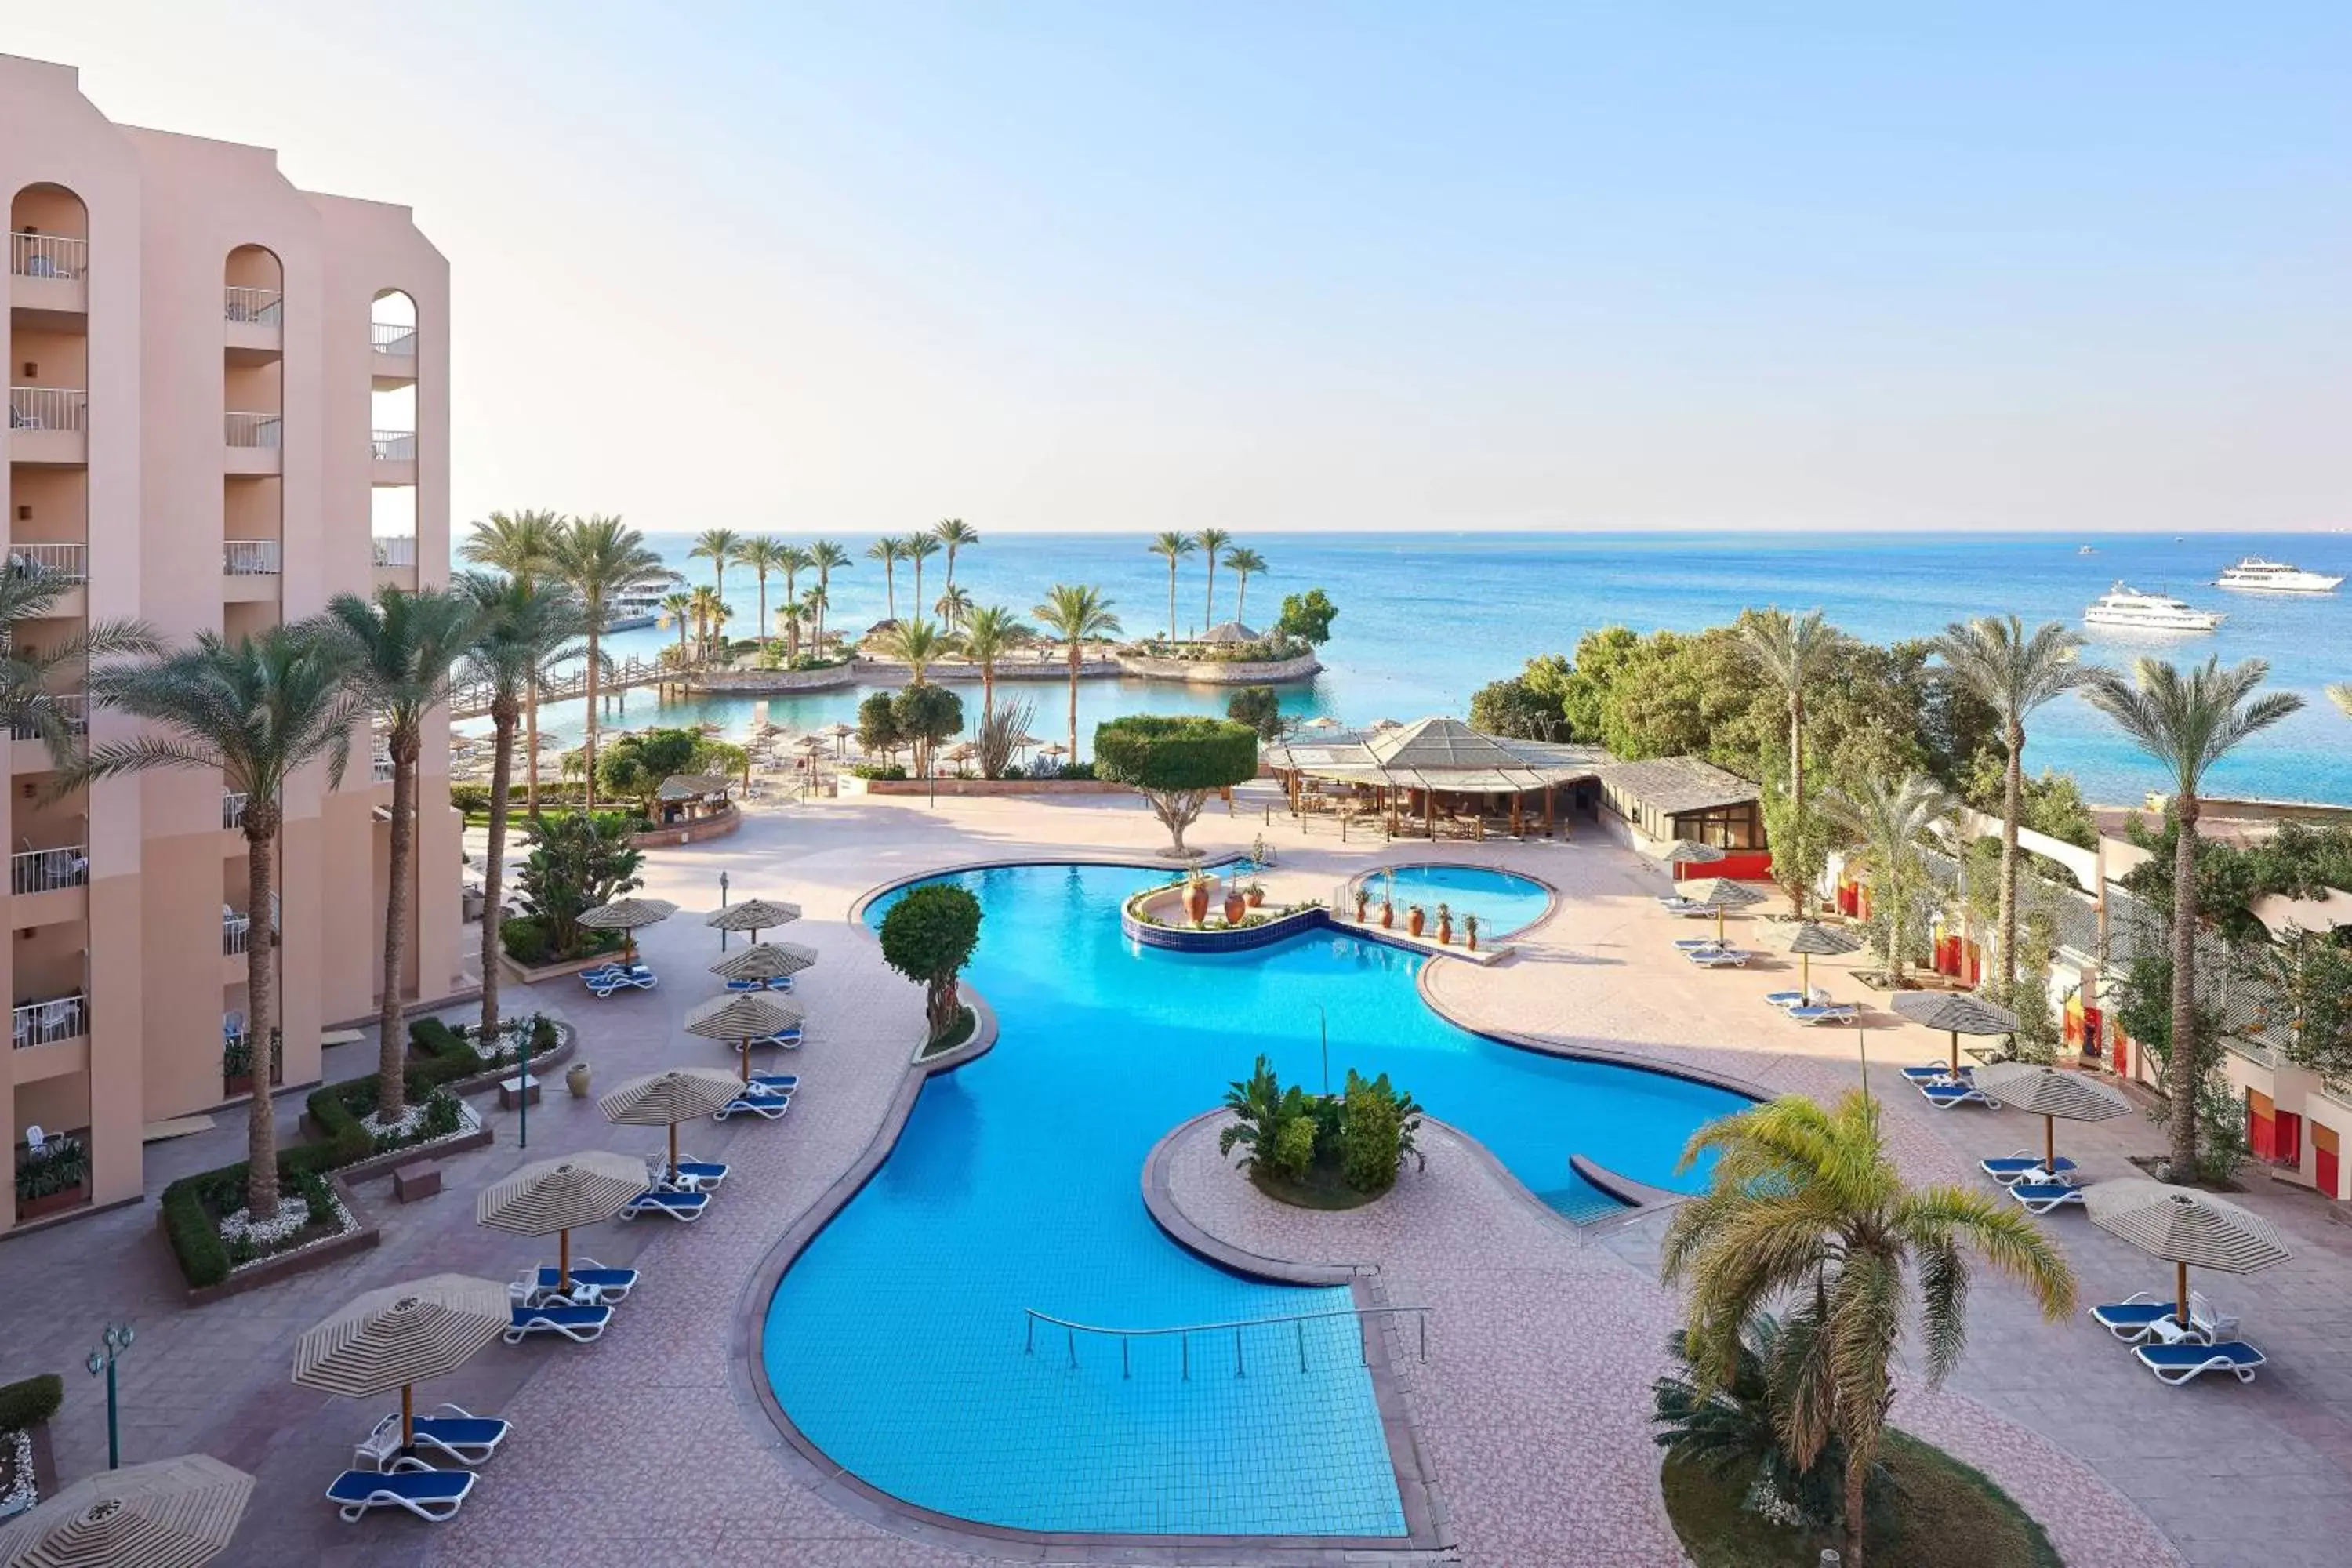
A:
[13, 994, 86, 1049]
[11, 845, 89, 896]
[223, 790, 248, 829]
[9, 693, 85, 742]
[9, 387, 86, 433]
[225, 411, 282, 448]
[222, 894, 278, 955]
[372, 535, 417, 568]
[372, 753, 396, 785]
[370, 321, 417, 356]
[224, 286, 282, 325]
[370, 429, 416, 463]
[221, 1026, 282, 1092]
[10, 233, 87, 280]
[223, 539, 281, 576]
[3, 543, 87, 582]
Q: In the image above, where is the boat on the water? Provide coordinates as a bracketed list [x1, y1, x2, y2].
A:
[2084, 583, 2225, 633]
[604, 588, 666, 633]
[2215, 557, 2343, 593]
[2079, 545, 2097, 554]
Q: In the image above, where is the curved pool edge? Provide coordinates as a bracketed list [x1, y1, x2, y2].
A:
[1346, 858, 1563, 942]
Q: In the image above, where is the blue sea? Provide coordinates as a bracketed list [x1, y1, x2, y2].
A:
[456, 531, 2352, 805]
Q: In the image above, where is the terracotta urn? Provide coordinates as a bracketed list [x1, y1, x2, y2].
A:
[1353, 892, 1370, 924]
[1223, 892, 1248, 927]
[565, 1061, 592, 1098]
[1185, 880, 1211, 927]
[1406, 906, 1425, 938]
[1380, 902, 1395, 929]
[1436, 913, 1453, 946]
[1246, 885, 1265, 909]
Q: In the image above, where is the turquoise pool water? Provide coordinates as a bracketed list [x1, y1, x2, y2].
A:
[1359, 863, 1555, 938]
[763, 861, 1751, 1537]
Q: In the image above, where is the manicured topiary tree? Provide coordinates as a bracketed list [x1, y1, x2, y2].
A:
[1094, 715, 1259, 858]
[879, 883, 984, 1042]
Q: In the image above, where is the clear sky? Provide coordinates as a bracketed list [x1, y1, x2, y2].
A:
[17, 3, 2352, 533]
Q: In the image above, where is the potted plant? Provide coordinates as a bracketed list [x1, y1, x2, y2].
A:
[1379, 897, 1395, 929]
[1352, 885, 1370, 924]
[1435, 902, 1453, 946]
[1222, 879, 1249, 927]
[1464, 913, 1480, 953]
[1406, 904, 1426, 938]
[1183, 869, 1212, 928]
[15, 1134, 89, 1221]
[1245, 880, 1266, 909]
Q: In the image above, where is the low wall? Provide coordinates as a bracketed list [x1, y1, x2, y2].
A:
[630, 805, 740, 848]
[685, 665, 859, 695]
[840, 775, 1126, 798]
[1112, 650, 1322, 685]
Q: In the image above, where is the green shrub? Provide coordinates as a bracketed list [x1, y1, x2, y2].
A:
[160, 1174, 230, 1288]
[450, 782, 492, 816]
[294, 1170, 339, 1228]
[851, 763, 909, 781]
[879, 883, 985, 1041]
[531, 1014, 559, 1054]
[1338, 1071, 1406, 1193]
[0, 1373, 64, 1432]
[14, 1134, 88, 1202]
[1271, 1114, 1318, 1180]
[407, 1016, 473, 1063]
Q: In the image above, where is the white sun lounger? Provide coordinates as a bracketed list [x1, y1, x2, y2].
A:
[327, 1464, 475, 1523]
[504, 1301, 613, 1344]
[355, 1405, 510, 1470]
[2134, 1340, 2266, 1385]
[2008, 1181, 2085, 1215]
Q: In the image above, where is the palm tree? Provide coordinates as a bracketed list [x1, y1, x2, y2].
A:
[1032, 584, 1121, 762]
[322, 586, 482, 1121]
[1148, 532, 1196, 639]
[660, 590, 695, 666]
[734, 537, 785, 650]
[456, 572, 590, 1054]
[1195, 528, 1232, 627]
[809, 540, 852, 650]
[1223, 546, 1268, 625]
[1738, 608, 1840, 915]
[688, 585, 731, 662]
[1821, 772, 1955, 989]
[2087, 657, 2302, 1175]
[958, 605, 1033, 725]
[903, 533, 942, 616]
[688, 527, 740, 608]
[550, 515, 670, 811]
[2330, 684, 2351, 718]
[1931, 615, 2089, 1000]
[1662, 1091, 2073, 1567]
[800, 585, 830, 655]
[934, 517, 979, 595]
[933, 583, 972, 631]
[459, 509, 563, 812]
[777, 545, 815, 658]
[74, 626, 364, 1220]
[774, 600, 808, 659]
[866, 537, 904, 621]
[872, 617, 951, 685]
[0, 569, 157, 756]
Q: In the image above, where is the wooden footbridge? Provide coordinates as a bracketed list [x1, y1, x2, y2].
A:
[448, 655, 695, 722]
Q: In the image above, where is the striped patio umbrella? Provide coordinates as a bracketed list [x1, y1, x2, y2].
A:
[706, 898, 801, 942]
[710, 941, 818, 984]
[1890, 989, 2019, 1074]
[291, 1274, 507, 1451]
[476, 1151, 645, 1291]
[576, 897, 677, 965]
[1775, 920, 1864, 993]
[1681, 877, 1764, 944]
[600, 1068, 741, 1175]
[1973, 1061, 2131, 1172]
[685, 991, 807, 1082]
[1661, 839, 1726, 869]
[0, 1454, 252, 1568]
[2086, 1178, 2292, 1330]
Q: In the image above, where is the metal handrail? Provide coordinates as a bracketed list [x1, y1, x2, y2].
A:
[223, 539, 281, 575]
[10, 234, 87, 280]
[10, 845, 88, 896]
[369, 429, 416, 462]
[5, 543, 87, 582]
[9, 387, 86, 432]
[224, 410, 281, 448]
[372, 535, 417, 568]
[223, 285, 282, 325]
[222, 789, 248, 829]
[11, 994, 86, 1048]
[10, 693, 85, 741]
[370, 321, 416, 354]
[1022, 1303, 1429, 1381]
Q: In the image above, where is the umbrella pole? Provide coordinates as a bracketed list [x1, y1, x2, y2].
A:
[1800, 953, 1810, 992]
[1949, 1029, 1960, 1075]
[2176, 1259, 2190, 1329]
[560, 1228, 572, 1291]
[2045, 1114, 2056, 1172]
[1716, 908, 1726, 945]
[402, 1382, 415, 1450]
[741, 1038, 752, 1083]
[669, 1120, 681, 1179]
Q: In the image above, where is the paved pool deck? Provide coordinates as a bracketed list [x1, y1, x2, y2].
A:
[2, 782, 2345, 1566]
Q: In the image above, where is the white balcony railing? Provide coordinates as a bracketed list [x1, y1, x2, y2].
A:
[225, 411, 282, 448]
[12, 994, 85, 1049]
[372, 753, 396, 785]
[3, 543, 87, 582]
[222, 789, 248, 829]
[10, 845, 88, 896]
[10, 233, 87, 280]
[372, 535, 417, 568]
[370, 321, 417, 357]
[9, 387, 86, 433]
[223, 539, 281, 576]
[370, 430, 416, 462]
[224, 285, 282, 325]
[9, 693, 85, 742]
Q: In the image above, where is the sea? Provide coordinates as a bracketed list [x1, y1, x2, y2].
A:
[452, 532, 2352, 808]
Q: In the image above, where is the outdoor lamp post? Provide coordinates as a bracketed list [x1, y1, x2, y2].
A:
[85, 1320, 133, 1469]
[718, 870, 731, 951]
[517, 1014, 532, 1150]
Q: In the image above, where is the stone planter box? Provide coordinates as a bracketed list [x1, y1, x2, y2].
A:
[403, 1020, 575, 1098]
[13, 1181, 88, 1224]
[172, 1173, 381, 1307]
[499, 948, 630, 985]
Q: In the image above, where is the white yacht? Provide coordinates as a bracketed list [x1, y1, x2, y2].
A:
[2083, 583, 2225, 633]
[604, 589, 666, 633]
[2215, 556, 2343, 593]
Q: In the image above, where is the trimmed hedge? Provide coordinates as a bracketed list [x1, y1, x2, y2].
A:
[1093, 714, 1258, 792]
[0, 1373, 63, 1432]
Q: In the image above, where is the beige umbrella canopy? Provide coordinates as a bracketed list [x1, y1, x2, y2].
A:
[685, 991, 807, 1082]
[600, 1067, 741, 1174]
[476, 1151, 645, 1290]
[2086, 1178, 2292, 1329]
[292, 1274, 508, 1450]
[0, 1454, 253, 1568]
[710, 941, 818, 984]
[1774, 920, 1864, 992]
[1973, 1061, 2131, 1172]
[1661, 839, 1727, 867]
[577, 897, 677, 964]
[1891, 989, 2020, 1073]
[706, 898, 801, 940]
[1681, 877, 1764, 943]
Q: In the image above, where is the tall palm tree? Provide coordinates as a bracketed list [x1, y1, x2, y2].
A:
[1223, 546, 1268, 625]
[1739, 608, 1840, 915]
[777, 545, 815, 658]
[958, 605, 1033, 725]
[1032, 584, 1121, 762]
[550, 515, 670, 811]
[459, 509, 562, 813]
[688, 585, 731, 661]
[775, 599, 808, 655]
[456, 573, 590, 1054]
[1148, 532, 1196, 640]
[2087, 657, 2302, 1175]
[688, 528, 740, 608]
[660, 590, 695, 666]
[1663, 1091, 2073, 1568]
[1195, 528, 1232, 627]
[934, 517, 979, 595]
[809, 541, 852, 650]
[2330, 684, 2351, 718]
[903, 533, 942, 616]
[866, 536, 904, 622]
[933, 583, 972, 632]
[873, 617, 951, 685]
[74, 626, 363, 1220]
[734, 536, 785, 650]
[1822, 772, 1955, 989]
[1931, 615, 2089, 1000]
[801, 585, 830, 655]
[0, 569, 157, 757]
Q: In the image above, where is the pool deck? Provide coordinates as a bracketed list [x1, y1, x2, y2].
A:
[5, 782, 2349, 1565]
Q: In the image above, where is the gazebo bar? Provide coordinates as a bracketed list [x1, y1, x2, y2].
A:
[1264, 717, 1610, 840]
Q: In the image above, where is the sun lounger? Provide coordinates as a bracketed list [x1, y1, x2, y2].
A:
[2131, 1290, 2240, 1347]
[2134, 1340, 2266, 1385]
[750, 1025, 803, 1050]
[1902, 1063, 1973, 1083]
[503, 1301, 614, 1344]
[586, 968, 658, 997]
[1685, 949, 1750, 968]
[1662, 901, 1715, 918]
[619, 1188, 710, 1221]
[2009, 1181, 2084, 1214]
[1765, 988, 1830, 1010]
[356, 1404, 511, 1469]
[2090, 1297, 2180, 1343]
[747, 1073, 797, 1098]
[327, 1465, 476, 1523]
[652, 1159, 728, 1192]
[1980, 1153, 2078, 1185]
[529, 1262, 638, 1304]
[1674, 937, 1726, 952]
[715, 1093, 789, 1121]
[1788, 1004, 1860, 1026]
[1918, 1080, 1994, 1109]
[725, 976, 794, 993]
[579, 962, 648, 984]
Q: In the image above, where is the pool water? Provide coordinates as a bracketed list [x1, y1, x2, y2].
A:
[764, 862, 1750, 1537]
[1358, 863, 1555, 938]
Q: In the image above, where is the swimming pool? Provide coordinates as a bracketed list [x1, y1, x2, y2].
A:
[1356, 862, 1555, 938]
[763, 861, 1751, 1538]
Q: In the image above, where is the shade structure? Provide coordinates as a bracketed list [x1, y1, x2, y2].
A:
[0, 1454, 252, 1568]
[706, 898, 802, 942]
[600, 1067, 741, 1173]
[1302, 716, 1345, 731]
[684, 990, 807, 1082]
[1775, 920, 1864, 991]
[1973, 1061, 2131, 1171]
[292, 1274, 508, 1450]
[2086, 1178, 2292, 1328]
[577, 897, 677, 964]
[1661, 839, 1727, 867]
[476, 1150, 645, 1290]
[710, 941, 818, 983]
[1040, 742, 1069, 757]
[655, 773, 731, 801]
[1891, 989, 2020, 1073]
[1681, 877, 1764, 942]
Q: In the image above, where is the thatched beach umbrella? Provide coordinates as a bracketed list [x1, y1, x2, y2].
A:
[1661, 839, 1727, 869]
[710, 941, 818, 985]
[577, 897, 677, 965]
[828, 720, 854, 757]
[706, 898, 801, 944]
[601, 1068, 741, 1176]
[1973, 1061, 2131, 1172]
[0, 1454, 252, 1568]
[1681, 877, 1764, 944]
[2086, 1178, 2291, 1332]
[292, 1274, 507, 1453]
[476, 1151, 645, 1292]
[685, 991, 806, 1083]
[1891, 989, 2019, 1075]
[1775, 920, 1864, 993]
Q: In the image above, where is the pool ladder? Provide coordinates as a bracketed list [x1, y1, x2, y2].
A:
[1022, 1303, 1429, 1381]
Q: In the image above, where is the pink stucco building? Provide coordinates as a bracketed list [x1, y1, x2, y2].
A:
[3, 52, 462, 1233]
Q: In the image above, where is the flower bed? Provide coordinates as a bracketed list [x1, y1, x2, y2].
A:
[0, 1428, 33, 1520]
[0, 1374, 59, 1522]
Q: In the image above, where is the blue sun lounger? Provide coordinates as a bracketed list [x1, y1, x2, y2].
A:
[2090, 1297, 2181, 1343]
[619, 1188, 709, 1221]
[354, 1404, 511, 1470]
[2134, 1340, 2266, 1385]
[1788, 1004, 1860, 1026]
[503, 1301, 613, 1345]
[580, 962, 649, 984]
[1981, 1153, 2078, 1185]
[1674, 937, 1726, 952]
[655, 1160, 728, 1192]
[1903, 1062, 1973, 1083]
[748, 1072, 797, 1097]
[1918, 1080, 1994, 1109]
[1765, 988, 1829, 1010]
[586, 967, 658, 998]
[529, 1261, 639, 1304]
[2009, 1181, 2085, 1214]
[715, 1092, 789, 1121]
[327, 1465, 475, 1523]
[725, 975, 794, 993]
